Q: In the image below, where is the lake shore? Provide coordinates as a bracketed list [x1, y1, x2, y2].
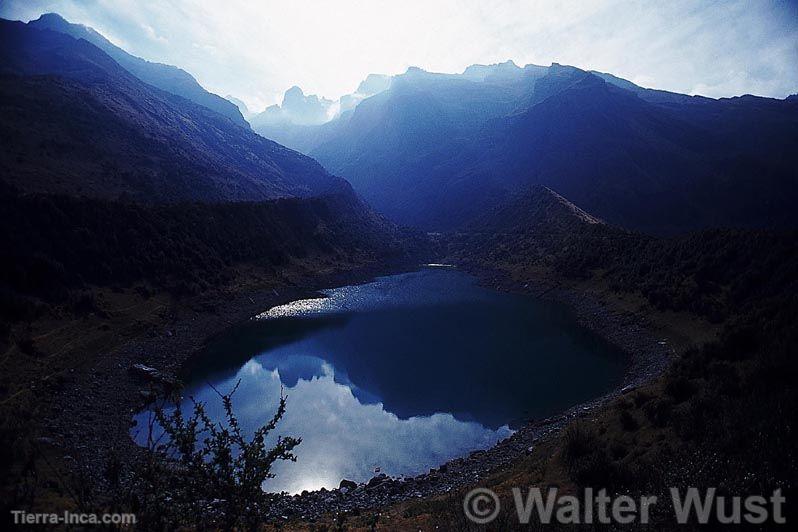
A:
[29, 259, 419, 501]
[36, 258, 674, 521]
[262, 263, 675, 520]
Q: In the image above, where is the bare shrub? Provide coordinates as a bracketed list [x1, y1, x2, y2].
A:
[128, 380, 300, 529]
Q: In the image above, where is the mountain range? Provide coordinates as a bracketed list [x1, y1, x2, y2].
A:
[264, 62, 798, 234]
[0, 15, 415, 311]
[245, 73, 392, 150]
[2, 12, 797, 239]
[0, 17, 348, 203]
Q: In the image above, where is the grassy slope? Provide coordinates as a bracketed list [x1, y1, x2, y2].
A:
[272, 224, 798, 530]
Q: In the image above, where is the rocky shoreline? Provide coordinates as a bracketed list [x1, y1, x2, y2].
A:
[264, 265, 672, 520]
[37, 261, 419, 494]
[39, 260, 671, 522]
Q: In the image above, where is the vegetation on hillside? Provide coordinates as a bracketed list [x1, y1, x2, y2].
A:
[421, 199, 798, 529]
[0, 186, 414, 326]
[0, 186, 423, 523]
[449, 188, 798, 322]
[401, 291, 797, 529]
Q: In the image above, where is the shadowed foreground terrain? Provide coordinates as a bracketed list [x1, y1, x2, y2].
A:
[366, 188, 798, 530]
[0, 16, 424, 526]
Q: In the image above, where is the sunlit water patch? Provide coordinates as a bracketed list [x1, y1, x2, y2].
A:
[132, 268, 626, 494]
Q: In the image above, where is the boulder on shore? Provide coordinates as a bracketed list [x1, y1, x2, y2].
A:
[339, 479, 358, 491]
[129, 363, 176, 388]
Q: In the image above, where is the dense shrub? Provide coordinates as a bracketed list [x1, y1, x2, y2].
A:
[126, 381, 300, 530]
[0, 188, 410, 318]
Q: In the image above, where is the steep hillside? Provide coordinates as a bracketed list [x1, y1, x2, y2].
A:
[450, 186, 798, 321]
[446, 186, 798, 328]
[308, 66, 540, 217]
[449, 185, 646, 279]
[0, 183, 412, 316]
[0, 17, 424, 316]
[29, 13, 247, 127]
[469, 184, 603, 233]
[464, 69, 798, 234]
[0, 19, 344, 202]
[289, 63, 798, 233]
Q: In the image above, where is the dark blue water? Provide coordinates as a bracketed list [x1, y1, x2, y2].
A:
[133, 267, 626, 493]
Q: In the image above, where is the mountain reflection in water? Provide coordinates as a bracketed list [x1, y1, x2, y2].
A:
[133, 268, 625, 493]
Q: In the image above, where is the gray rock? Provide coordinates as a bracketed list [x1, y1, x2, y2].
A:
[367, 473, 387, 488]
[339, 479, 358, 491]
[129, 363, 163, 380]
[129, 363, 176, 388]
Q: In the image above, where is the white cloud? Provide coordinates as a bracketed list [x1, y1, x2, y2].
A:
[134, 359, 512, 494]
[2, 0, 796, 110]
[140, 22, 167, 44]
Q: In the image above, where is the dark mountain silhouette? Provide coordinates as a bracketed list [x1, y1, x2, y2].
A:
[471, 184, 603, 234]
[28, 13, 248, 128]
[447, 184, 646, 282]
[0, 18, 347, 203]
[303, 66, 545, 220]
[282, 63, 798, 234]
[460, 68, 798, 234]
[0, 17, 419, 318]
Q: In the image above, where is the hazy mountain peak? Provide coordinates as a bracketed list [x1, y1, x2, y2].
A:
[356, 73, 392, 96]
[252, 75, 393, 131]
[272, 85, 333, 125]
[283, 85, 305, 100]
[462, 59, 522, 81]
[404, 66, 428, 75]
[225, 95, 252, 118]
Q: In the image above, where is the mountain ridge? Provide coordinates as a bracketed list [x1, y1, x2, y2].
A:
[0, 18, 346, 203]
[28, 13, 248, 128]
[279, 63, 798, 234]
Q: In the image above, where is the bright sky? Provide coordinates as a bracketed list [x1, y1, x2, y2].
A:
[2, 0, 797, 111]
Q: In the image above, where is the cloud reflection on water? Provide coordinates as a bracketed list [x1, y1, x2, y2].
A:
[169, 358, 511, 494]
